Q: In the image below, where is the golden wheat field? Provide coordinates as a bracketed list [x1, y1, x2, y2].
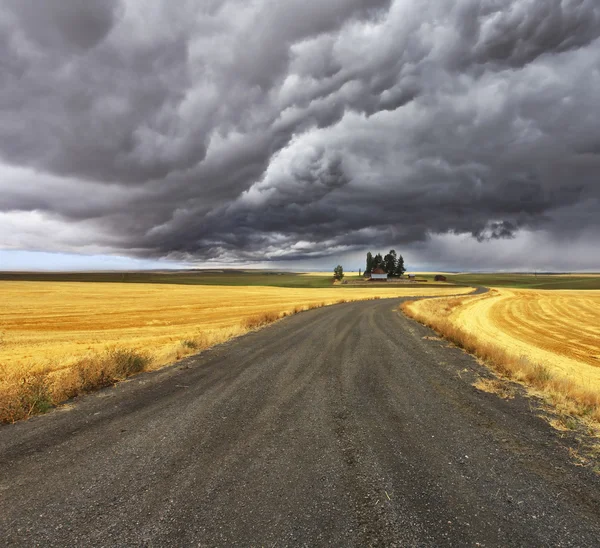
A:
[403, 289, 600, 427]
[0, 281, 471, 421]
[451, 289, 600, 390]
[0, 281, 472, 369]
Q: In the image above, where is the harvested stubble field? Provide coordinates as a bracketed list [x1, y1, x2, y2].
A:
[0, 281, 471, 422]
[403, 289, 600, 430]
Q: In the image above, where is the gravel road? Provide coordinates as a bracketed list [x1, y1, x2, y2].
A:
[1, 297, 599, 546]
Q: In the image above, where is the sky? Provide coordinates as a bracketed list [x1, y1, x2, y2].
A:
[1, 0, 599, 272]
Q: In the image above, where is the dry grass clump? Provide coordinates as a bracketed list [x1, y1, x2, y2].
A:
[0, 364, 52, 422]
[242, 311, 281, 330]
[473, 378, 515, 400]
[51, 348, 151, 402]
[0, 348, 150, 423]
[402, 297, 600, 431]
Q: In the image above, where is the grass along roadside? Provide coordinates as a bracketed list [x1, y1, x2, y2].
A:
[0, 300, 349, 423]
[401, 293, 600, 436]
[0, 348, 151, 422]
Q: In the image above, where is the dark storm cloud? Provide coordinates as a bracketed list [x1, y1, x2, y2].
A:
[1, 0, 599, 267]
[472, 0, 600, 67]
[7, 0, 121, 51]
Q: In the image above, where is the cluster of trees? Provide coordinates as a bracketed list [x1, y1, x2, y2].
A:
[333, 265, 344, 280]
[366, 250, 405, 277]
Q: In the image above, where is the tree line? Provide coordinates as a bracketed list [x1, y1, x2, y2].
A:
[366, 250, 405, 277]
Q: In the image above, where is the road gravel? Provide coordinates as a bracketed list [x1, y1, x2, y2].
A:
[1, 297, 599, 546]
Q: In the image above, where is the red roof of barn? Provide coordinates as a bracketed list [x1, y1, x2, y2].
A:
[372, 268, 387, 275]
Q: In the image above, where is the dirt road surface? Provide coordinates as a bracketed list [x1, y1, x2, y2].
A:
[1, 298, 599, 546]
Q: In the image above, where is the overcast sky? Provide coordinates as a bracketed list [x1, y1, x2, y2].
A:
[1, 0, 599, 272]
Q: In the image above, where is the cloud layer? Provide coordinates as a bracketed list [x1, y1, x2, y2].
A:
[1, 0, 599, 268]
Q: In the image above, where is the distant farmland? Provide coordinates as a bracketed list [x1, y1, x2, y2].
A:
[0, 270, 339, 288]
[6, 270, 598, 290]
[0, 269, 454, 289]
[446, 273, 600, 290]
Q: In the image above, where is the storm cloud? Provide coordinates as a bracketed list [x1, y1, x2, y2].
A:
[1, 0, 599, 268]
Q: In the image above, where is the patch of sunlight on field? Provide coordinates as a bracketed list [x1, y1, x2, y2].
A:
[0, 281, 472, 374]
[450, 289, 600, 391]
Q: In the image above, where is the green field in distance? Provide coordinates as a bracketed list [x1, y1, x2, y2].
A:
[1, 271, 599, 289]
[446, 273, 600, 290]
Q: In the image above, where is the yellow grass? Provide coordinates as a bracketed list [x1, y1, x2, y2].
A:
[0, 281, 472, 422]
[452, 289, 600, 382]
[402, 290, 600, 431]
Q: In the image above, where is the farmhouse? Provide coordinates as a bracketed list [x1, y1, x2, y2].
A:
[434, 275, 447, 282]
[370, 267, 388, 281]
[407, 274, 416, 281]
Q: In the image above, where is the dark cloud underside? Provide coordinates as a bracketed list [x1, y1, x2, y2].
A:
[1, 0, 599, 267]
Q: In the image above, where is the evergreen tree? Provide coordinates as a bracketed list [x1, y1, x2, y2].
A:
[365, 252, 373, 274]
[333, 265, 344, 280]
[395, 255, 406, 277]
[384, 249, 397, 275]
[373, 253, 383, 270]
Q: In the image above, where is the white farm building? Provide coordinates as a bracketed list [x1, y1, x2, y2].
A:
[370, 267, 388, 281]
